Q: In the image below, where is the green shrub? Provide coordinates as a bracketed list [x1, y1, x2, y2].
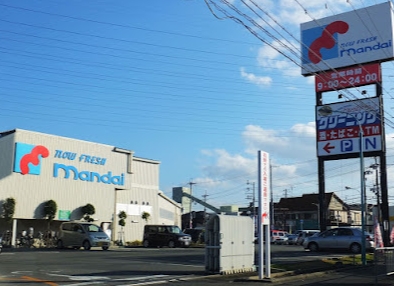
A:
[126, 240, 142, 246]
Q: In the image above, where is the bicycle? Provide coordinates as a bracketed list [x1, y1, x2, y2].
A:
[17, 231, 35, 248]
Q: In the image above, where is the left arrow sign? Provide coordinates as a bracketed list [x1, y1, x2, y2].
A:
[323, 142, 335, 153]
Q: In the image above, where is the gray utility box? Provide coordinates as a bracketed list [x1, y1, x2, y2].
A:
[205, 214, 255, 274]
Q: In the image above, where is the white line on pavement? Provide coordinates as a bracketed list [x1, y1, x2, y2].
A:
[114, 275, 169, 281]
[117, 281, 169, 286]
[61, 282, 104, 286]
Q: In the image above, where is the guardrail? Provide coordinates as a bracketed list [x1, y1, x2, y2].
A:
[374, 247, 394, 285]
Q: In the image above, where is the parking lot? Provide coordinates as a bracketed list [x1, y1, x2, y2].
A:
[0, 243, 360, 286]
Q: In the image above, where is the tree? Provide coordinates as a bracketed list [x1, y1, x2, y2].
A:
[82, 203, 95, 222]
[118, 211, 127, 227]
[117, 211, 127, 245]
[2, 197, 16, 225]
[141, 211, 150, 223]
[43, 200, 57, 229]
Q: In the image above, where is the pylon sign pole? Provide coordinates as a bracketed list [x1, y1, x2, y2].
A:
[258, 150, 271, 279]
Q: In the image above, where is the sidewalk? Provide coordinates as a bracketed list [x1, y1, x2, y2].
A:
[239, 266, 394, 285]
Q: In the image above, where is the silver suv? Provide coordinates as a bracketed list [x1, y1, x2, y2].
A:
[57, 222, 111, 250]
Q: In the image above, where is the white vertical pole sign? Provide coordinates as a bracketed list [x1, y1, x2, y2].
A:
[258, 150, 271, 279]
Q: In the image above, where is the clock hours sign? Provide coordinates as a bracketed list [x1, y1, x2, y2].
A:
[315, 63, 381, 92]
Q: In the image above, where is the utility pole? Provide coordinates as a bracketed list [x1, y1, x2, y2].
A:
[370, 157, 380, 224]
[189, 181, 196, 229]
[312, 203, 320, 229]
[246, 180, 256, 219]
[202, 190, 208, 227]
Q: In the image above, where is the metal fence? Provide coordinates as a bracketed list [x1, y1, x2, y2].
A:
[374, 247, 394, 285]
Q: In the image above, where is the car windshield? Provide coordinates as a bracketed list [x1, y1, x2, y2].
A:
[167, 226, 182, 234]
[82, 224, 103, 233]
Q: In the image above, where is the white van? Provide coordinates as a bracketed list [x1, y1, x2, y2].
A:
[57, 222, 111, 250]
[271, 230, 288, 244]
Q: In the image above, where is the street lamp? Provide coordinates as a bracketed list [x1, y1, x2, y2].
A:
[336, 213, 341, 227]
[368, 161, 381, 224]
[312, 203, 320, 229]
[318, 105, 367, 266]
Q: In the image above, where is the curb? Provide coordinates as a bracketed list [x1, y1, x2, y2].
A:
[234, 270, 332, 283]
[234, 264, 371, 283]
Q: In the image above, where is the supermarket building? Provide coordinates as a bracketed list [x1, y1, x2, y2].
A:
[0, 129, 182, 245]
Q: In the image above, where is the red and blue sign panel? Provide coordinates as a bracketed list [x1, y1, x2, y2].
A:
[316, 98, 382, 157]
[301, 2, 394, 76]
[315, 63, 381, 92]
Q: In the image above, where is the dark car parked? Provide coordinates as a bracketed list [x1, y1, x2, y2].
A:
[143, 225, 191, 248]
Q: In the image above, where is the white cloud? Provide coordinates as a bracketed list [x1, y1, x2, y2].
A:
[199, 149, 256, 179]
[277, 0, 352, 26]
[241, 123, 315, 160]
[240, 67, 272, 86]
[194, 123, 319, 205]
[256, 41, 301, 77]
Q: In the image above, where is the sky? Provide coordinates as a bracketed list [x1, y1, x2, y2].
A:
[1, 0, 394, 212]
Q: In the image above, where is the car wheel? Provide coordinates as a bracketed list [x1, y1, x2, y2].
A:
[102, 246, 109, 250]
[56, 240, 64, 249]
[168, 240, 175, 248]
[309, 242, 319, 252]
[350, 243, 361, 254]
[143, 240, 149, 248]
[83, 241, 91, 251]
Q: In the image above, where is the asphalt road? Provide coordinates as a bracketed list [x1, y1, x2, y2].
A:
[0, 244, 357, 286]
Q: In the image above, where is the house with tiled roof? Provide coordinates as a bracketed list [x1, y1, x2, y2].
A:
[273, 192, 367, 233]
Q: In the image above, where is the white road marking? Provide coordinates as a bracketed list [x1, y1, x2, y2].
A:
[61, 282, 104, 286]
[114, 275, 169, 281]
[47, 273, 110, 281]
[150, 262, 203, 268]
[117, 281, 168, 286]
[118, 275, 202, 285]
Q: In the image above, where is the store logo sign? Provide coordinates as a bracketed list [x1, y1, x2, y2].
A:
[53, 163, 125, 186]
[14, 142, 125, 186]
[303, 20, 349, 64]
[14, 143, 49, 175]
